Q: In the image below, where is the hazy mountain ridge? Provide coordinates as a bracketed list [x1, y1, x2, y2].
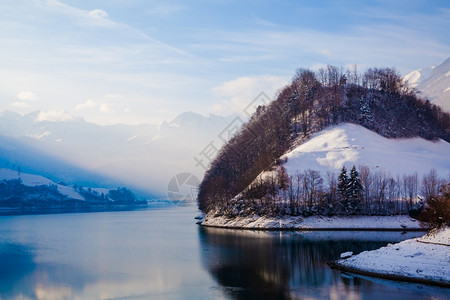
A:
[93, 111, 237, 196]
[0, 110, 238, 198]
[0, 110, 158, 166]
[0, 134, 116, 188]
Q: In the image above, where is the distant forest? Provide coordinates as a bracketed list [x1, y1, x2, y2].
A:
[198, 66, 450, 219]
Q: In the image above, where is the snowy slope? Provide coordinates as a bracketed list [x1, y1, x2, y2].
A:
[403, 66, 434, 89]
[0, 168, 84, 200]
[404, 57, 450, 112]
[282, 123, 450, 179]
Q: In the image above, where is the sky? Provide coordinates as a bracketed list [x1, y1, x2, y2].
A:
[0, 0, 449, 125]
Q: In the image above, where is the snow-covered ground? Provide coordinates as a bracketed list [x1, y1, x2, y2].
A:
[281, 123, 450, 180]
[0, 168, 84, 200]
[200, 214, 425, 230]
[331, 227, 450, 287]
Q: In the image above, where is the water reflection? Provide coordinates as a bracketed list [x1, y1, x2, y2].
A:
[0, 242, 96, 299]
[0, 209, 220, 300]
[0, 243, 36, 298]
[198, 228, 448, 300]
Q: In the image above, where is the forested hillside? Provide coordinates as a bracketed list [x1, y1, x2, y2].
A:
[198, 66, 450, 217]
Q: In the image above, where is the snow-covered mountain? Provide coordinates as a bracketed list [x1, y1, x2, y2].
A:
[281, 123, 450, 179]
[0, 110, 237, 197]
[404, 57, 450, 112]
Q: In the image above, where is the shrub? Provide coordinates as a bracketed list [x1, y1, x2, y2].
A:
[419, 183, 450, 228]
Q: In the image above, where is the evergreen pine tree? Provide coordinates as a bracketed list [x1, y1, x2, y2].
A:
[337, 166, 349, 212]
[359, 98, 372, 125]
[348, 165, 363, 212]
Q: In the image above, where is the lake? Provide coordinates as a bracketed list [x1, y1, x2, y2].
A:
[0, 206, 448, 300]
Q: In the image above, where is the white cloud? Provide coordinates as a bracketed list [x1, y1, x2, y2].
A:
[76, 99, 114, 114]
[37, 110, 74, 122]
[17, 91, 37, 101]
[211, 75, 288, 116]
[40, 1, 115, 28]
[99, 102, 113, 113]
[75, 99, 97, 110]
[89, 9, 108, 19]
[10, 101, 31, 108]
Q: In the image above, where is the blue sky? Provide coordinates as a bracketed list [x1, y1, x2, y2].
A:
[1, 0, 449, 125]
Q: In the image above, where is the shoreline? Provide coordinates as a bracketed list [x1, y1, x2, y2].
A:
[328, 261, 450, 288]
[200, 224, 428, 231]
[199, 214, 427, 231]
[0, 203, 158, 216]
[328, 228, 450, 287]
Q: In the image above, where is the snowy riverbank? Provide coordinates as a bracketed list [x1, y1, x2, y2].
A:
[329, 227, 450, 287]
[199, 214, 426, 230]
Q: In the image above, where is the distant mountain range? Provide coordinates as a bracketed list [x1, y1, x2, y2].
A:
[404, 57, 450, 112]
[0, 110, 236, 198]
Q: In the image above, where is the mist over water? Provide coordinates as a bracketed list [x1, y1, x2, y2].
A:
[0, 111, 238, 197]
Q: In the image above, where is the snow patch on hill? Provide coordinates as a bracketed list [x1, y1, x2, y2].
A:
[282, 123, 450, 179]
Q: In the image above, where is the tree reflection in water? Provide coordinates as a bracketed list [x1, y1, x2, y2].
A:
[198, 228, 427, 300]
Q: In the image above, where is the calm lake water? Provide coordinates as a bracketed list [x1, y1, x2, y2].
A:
[0, 206, 448, 300]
